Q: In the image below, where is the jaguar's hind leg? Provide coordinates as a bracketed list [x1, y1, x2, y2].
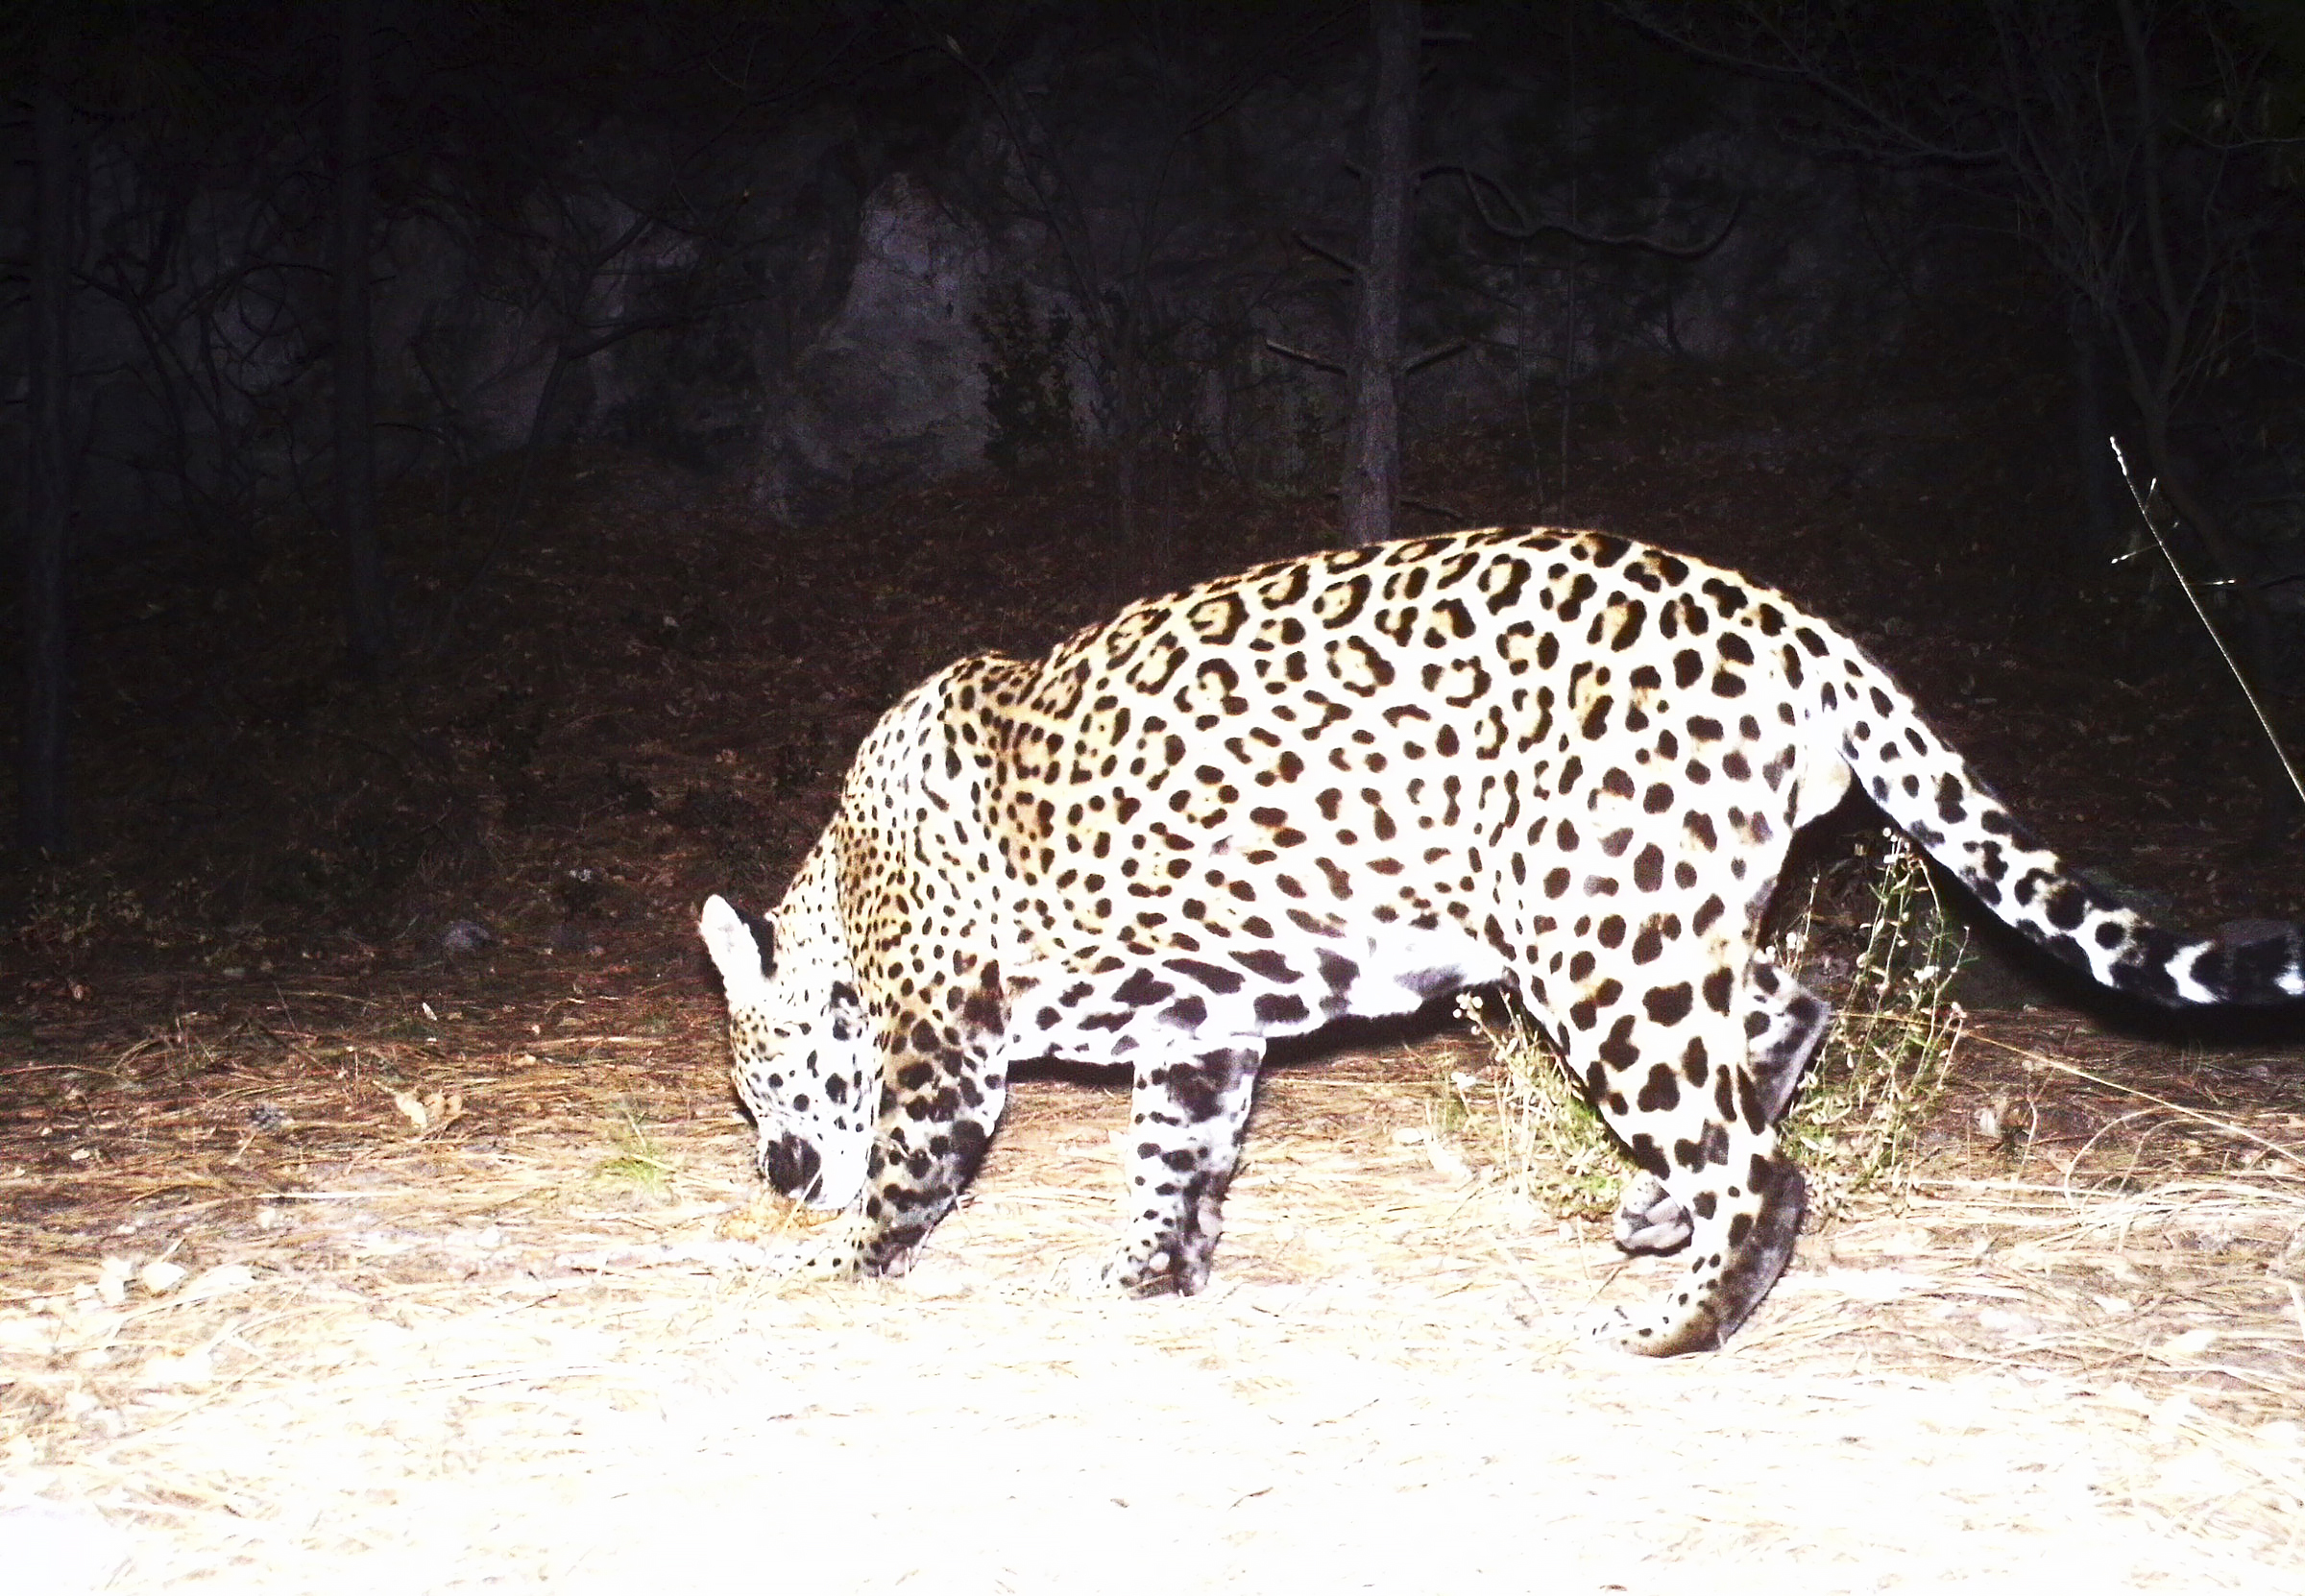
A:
[1611, 956, 1831, 1257]
[1569, 999, 1808, 1355]
[1612, 1173, 1688, 1254]
[1105, 1043, 1265, 1295]
[1745, 955, 1832, 1124]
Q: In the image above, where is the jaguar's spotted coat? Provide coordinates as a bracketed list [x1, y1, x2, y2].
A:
[701, 528, 2304, 1355]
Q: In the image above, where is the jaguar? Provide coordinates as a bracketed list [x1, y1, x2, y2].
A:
[700, 526, 2304, 1355]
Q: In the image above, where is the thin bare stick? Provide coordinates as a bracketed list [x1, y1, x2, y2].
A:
[2110, 436, 2305, 808]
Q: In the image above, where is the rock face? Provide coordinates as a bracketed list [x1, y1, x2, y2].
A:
[6, 14, 1919, 548]
[740, 173, 994, 524]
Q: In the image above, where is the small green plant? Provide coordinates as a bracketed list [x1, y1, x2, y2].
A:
[1445, 828, 1967, 1226]
[592, 1104, 674, 1197]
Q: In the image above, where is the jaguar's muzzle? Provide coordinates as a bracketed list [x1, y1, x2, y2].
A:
[758, 1131, 826, 1204]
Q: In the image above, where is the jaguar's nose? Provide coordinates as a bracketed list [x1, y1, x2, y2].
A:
[758, 1132, 824, 1201]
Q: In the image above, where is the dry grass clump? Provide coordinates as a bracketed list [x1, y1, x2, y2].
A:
[1775, 832, 1967, 1217]
[1441, 988, 1620, 1224]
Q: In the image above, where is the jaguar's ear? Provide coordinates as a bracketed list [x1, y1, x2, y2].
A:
[699, 895, 771, 1000]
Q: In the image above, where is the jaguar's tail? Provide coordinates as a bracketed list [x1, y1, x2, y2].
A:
[1827, 651, 2305, 1008]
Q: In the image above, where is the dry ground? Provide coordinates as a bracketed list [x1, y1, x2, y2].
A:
[4, 979, 2303, 1594]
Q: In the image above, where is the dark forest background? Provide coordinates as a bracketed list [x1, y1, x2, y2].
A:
[6, 0, 2305, 975]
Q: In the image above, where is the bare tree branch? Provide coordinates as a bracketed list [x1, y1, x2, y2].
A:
[1265, 339, 1347, 375]
[1438, 162, 1744, 258]
[1291, 230, 1365, 278]
[1403, 338, 1468, 374]
[1613, 1, 2003, 167]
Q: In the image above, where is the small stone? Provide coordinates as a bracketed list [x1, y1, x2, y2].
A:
[440, 920, 495, 956]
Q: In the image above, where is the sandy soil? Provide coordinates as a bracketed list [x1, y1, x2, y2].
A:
[7, 1026, 2302, 1596]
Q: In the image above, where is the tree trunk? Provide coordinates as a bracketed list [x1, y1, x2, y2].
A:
[1339, 0, 1418, 546]
[1112, 349, 1144, 604]
[335, 0, 390, 671]
[19, 53, 76, 858]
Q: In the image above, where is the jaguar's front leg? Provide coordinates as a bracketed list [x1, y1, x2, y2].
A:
[849, 1059, 1010, 1275]
[1107, 1044, 1266, 1295]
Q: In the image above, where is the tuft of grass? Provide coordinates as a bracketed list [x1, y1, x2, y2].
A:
[1447, 989, 1622, 1224]
[1448, 828, 1966, 1226]
[591, 1104, 675, 1197]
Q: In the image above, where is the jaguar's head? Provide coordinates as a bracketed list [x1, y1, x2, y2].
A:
[698, 894, 873, 1209]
